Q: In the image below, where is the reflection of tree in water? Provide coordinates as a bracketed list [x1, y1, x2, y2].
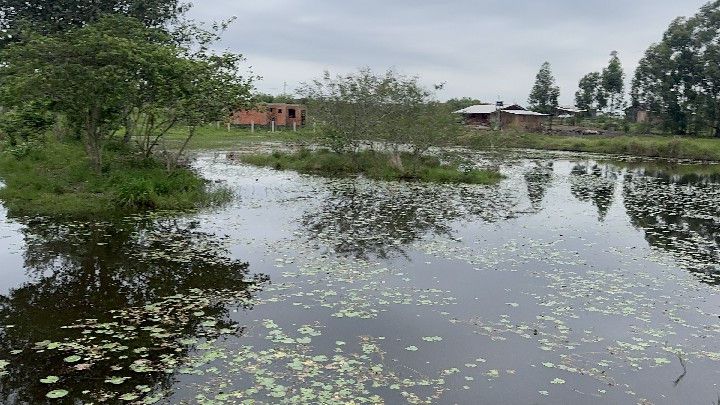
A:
[570, 163, 618, 221]
[302, 181, 518, 259]
[524, 161, 554, 210]
[0, 218, 266, 404]
[623, 169, 720, 284]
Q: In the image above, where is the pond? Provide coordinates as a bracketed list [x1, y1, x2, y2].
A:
[1, 147, 720, 404]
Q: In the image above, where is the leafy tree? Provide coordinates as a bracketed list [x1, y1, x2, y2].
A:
[528, 62, 560, 114]
[0, 0, 187, 47]
[298, 68, 390, 152]
[632, 1, 720, 136]
[298, 68, 459, 156]
[0, 15, 254, 171]
[445, 97, 486, 112]
[575, 72, 605, 112]
[602, 51, 625, 112]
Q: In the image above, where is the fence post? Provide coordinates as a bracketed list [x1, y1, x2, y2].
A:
[227, 123, 230, 132]
[251, 121, 255, 133]
[293, 122, 297, 132]
[271, 121, 275, 133]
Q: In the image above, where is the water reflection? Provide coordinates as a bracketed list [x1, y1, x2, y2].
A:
[623, 167, 720, 283]
[302, 181, 519, 259]
[570, 163, 618, 221]
[0, 217, 265, 404]
[523, 161, 554, 210]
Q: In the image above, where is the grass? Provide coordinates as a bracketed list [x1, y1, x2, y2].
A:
[0, 140, 231, 218]
[462, 131, 720, 161]
[241, 149, 504, 185]
[162, 125, 320, 150]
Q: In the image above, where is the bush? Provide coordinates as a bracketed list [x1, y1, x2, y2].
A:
[113, 177, 157, 209]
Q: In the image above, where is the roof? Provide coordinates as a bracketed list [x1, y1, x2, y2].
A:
[557, 105, 587, 113]
[454, 105, 498, 115]
[501, 110, 550, 117]
[454, 104, 527, 115]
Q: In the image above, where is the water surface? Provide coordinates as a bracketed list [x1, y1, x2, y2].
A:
[1, 148, 720, 404]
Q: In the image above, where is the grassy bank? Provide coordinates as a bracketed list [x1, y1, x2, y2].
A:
[162, 125, 319, 150]
[462, 131, 720, 161]
[0, 140, 230, 218]
[241, 149, 504, 185]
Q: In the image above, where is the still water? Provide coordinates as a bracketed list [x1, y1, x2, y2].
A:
[1, 148, 720, 404]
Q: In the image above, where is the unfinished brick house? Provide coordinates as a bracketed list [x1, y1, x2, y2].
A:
[231, 103, 307, 127]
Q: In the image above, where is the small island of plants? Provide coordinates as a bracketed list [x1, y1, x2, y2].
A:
[242, 149, 504, 185]
[240, 69, 504, 185]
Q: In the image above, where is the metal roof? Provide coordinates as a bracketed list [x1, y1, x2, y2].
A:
[501, 110, 550, 116]
[454, 105, 498, 115]
[557, 105, 587, 113]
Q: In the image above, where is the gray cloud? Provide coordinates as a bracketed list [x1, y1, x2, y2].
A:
[190, 0, 708, 104]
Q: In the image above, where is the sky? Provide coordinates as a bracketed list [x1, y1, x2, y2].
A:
[189, 0, 709, 105]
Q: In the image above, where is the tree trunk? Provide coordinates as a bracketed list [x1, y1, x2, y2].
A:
[85, 106, 103, 173]
[123, 110, 133, 144]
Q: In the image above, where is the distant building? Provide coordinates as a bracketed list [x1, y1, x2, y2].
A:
[499, 110, 550, 132]
[625, 104, 655, 124]
[232, 103, 307, 127]
[556, 105, 588, 118]
[454, 104, 526, 126]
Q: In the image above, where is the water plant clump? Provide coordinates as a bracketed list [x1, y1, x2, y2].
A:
[240, 149, 504, 185]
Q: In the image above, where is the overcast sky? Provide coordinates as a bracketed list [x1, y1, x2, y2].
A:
[190, 0, 708, 105]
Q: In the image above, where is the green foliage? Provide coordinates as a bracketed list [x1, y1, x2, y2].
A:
[602, 51, 626, 112]
[0, 15, 254, 172]
[0, 140, 228, 217]
[298, 68, 460, 154]
[632, 1, 720, 136]
[444, 98, 486, 112]
[241, 149, 504, 185]
[528, 62, 560, 114]
[575, 72, 603, 112]
[0, 102, 54, 146]
[0, 0, 187, 47]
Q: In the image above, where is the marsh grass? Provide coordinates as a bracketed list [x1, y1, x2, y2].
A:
[463, 131, 720, 161]
[241, 149, 504, 185]
[0, 140, 231, 218]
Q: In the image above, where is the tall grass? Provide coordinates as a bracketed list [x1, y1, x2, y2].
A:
[463, 131, 720, 161]
[0, 140, 231, 218]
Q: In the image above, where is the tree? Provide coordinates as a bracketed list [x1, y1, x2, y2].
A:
[528, 62, 560, 114]
[575, 72, 604, 112]
[632, 1, 720, 136]
[602, 51, 625, 113]
[298, 68, 460, 156]
[0, 0, 187, 47]
[0, 15, 254, 171]
[298, 68, 391, 153]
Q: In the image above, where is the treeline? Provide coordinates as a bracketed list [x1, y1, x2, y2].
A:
[631, 0, 720, 137]
[0, 0, 255, 171]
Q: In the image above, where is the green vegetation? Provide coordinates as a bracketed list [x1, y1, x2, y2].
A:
[162, 125, 320, 150]
[241, 149, 504, 185]
[0, 140, 230, 218]
[528, 62, 560, 114]
[632, 1, 720, 137]
[0, 2, 252, 218]
[463, 131, 720, 161]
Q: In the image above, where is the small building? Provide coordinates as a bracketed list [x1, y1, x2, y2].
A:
[499, 110, 550, 132]
[625, 104, 655, 124]
[556, 105, 588, 118]
[232, 103, 307, 127]
[454, 104, 526, 126]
